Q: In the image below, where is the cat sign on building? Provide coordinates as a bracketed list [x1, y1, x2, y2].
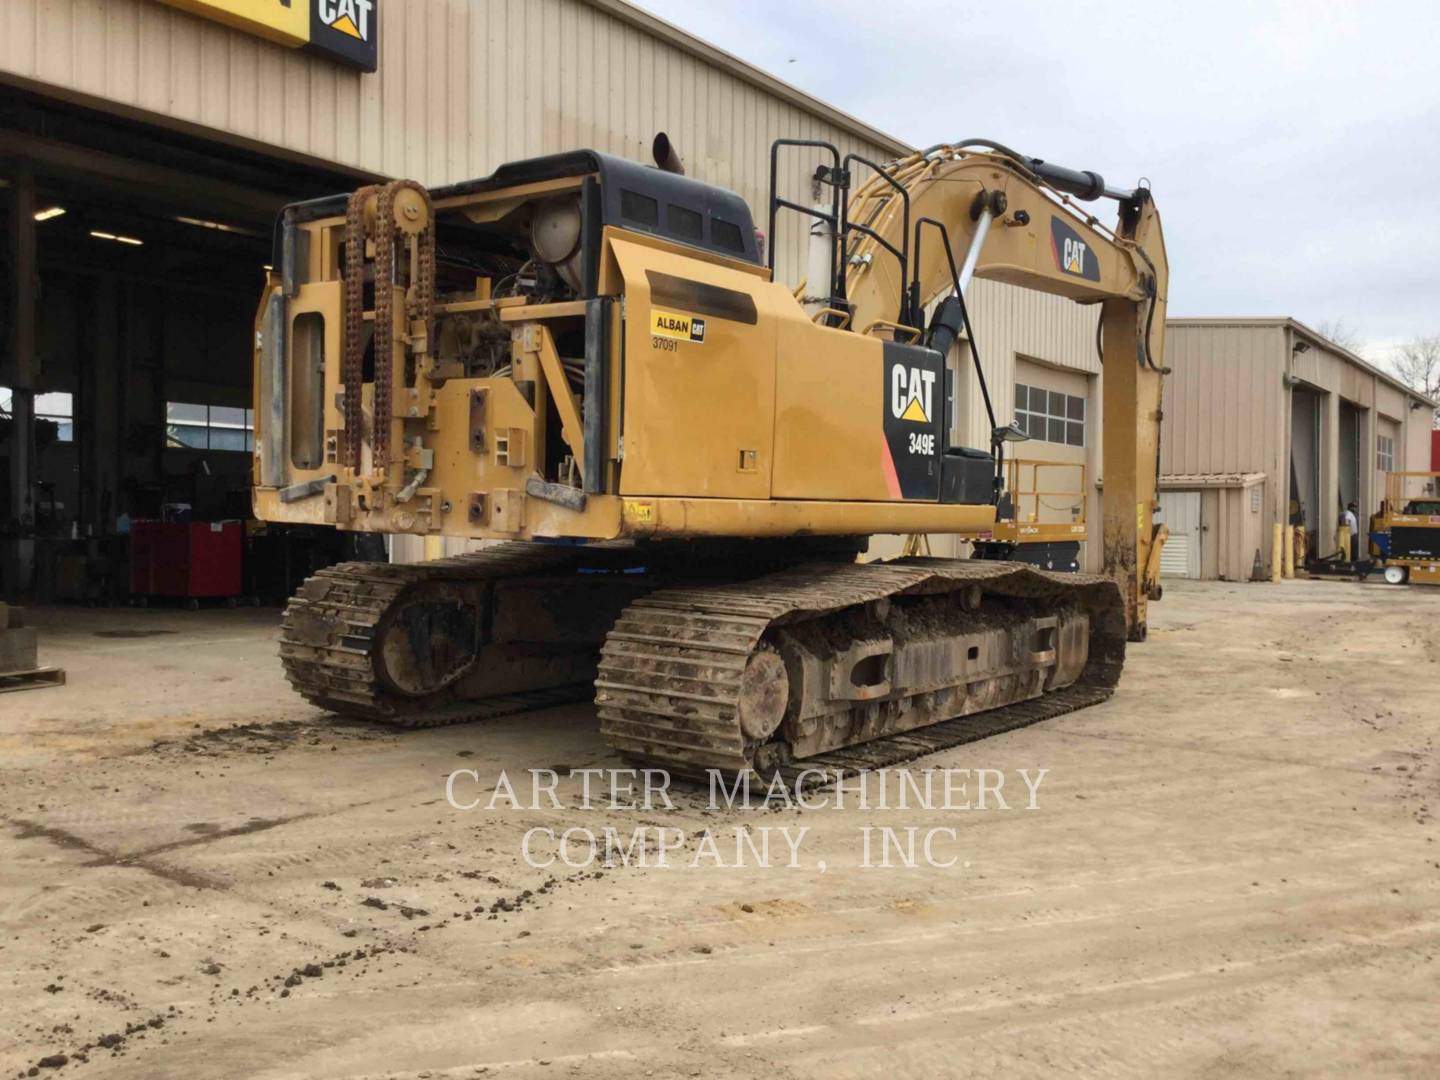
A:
[158, 0, 379, 72]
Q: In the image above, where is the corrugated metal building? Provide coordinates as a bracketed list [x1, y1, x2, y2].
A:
[1160, 317, 1437, 580]
[0, 0, 1103, 593]
[0, 0, 902, 281]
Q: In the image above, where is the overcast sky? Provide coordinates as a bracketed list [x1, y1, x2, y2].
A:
[634, 0, 1440, 364]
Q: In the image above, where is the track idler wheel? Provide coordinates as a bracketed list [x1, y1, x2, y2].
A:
[736, 647, 788, 741]
[374, 582, 484, 698]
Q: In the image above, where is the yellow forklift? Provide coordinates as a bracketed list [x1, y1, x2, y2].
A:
[1371, 471, 1440, 585]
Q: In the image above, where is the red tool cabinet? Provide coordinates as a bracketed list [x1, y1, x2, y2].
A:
[129, 521, 243, 600]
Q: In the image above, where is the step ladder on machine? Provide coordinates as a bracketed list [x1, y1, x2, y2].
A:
[0, 603, 65, 693]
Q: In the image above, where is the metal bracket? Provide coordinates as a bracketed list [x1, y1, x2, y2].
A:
[494, 427, 527, 468]
[279, 474, 334, 504]
[490, 488, 524, 533]
[525, 477, 586, 513]
[469, 388, 488, 452]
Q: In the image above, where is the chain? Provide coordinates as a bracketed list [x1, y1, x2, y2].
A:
[373, 183, 395, 472]
[395, 180, 435, 364]
[348, 180, 434, 477]
[342, 185, 379, 471]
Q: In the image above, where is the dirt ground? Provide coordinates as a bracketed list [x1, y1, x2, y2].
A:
[2, 578, 1437, 1079]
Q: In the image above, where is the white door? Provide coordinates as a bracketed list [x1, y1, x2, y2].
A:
[1157, 491, 1202, 579]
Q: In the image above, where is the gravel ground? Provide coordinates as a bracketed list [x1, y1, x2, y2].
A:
[2, 578, 1437, 1078]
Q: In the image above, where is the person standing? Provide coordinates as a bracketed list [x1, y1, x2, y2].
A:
[1343, 502, 1359, 562]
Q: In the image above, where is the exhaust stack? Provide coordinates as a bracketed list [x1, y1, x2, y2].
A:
[652, 132, 685, 175]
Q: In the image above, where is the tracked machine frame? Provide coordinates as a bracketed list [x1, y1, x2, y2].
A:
[255, 135, 1168, 774]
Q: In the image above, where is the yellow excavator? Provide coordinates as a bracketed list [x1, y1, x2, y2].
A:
[253, 135, 1167, 775]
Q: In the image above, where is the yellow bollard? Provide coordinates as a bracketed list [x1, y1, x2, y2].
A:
[1271, 523, 1283, 583]
[1336, 524, 1352, 563]
[1283, 525, 1295, 578]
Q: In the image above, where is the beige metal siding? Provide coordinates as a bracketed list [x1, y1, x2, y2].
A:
[1403, 407, 1432, 475]
[0, 0, 902, 283]
[1158, 478, 1264, 582]
[1161, 324, 1289, 576]
[1375, 382, 1407, 423]
[1210, 484, 1266, 582]
[1161, 324, 1286, 479]
[959, 278, 1100, 450]
[1235, 482, 1266, 581]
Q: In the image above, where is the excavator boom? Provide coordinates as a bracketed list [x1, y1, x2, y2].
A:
[818, 142, 1169, 634]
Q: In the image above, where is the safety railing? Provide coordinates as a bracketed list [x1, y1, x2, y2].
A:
[1004, 458, 1087, 526]
[1383, 471, 1440, 522]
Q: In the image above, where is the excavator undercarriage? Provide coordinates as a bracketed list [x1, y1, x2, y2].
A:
[280, 538, 1125, 774]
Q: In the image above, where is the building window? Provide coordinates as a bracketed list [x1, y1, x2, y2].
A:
[1377, 434, 1394, 472]
[1015, 382, 1085, 447]
[166, 402, 254, 452]
[0, 387, 74, 441]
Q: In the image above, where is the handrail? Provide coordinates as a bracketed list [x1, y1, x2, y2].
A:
[1381, 470, 1440, 523]
[810, 306, 852, 329]
[857, 319, 922, 342]
[839, 153, 910, 327]
[767, 139, 842, 314]
[768, 141, 924, 337]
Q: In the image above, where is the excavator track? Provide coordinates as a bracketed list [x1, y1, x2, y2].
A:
[283, 546, 1127, 777]
[279, 543, 601, 727]
[278, 537, 863, 729]
[596, 558, 1126, 777]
